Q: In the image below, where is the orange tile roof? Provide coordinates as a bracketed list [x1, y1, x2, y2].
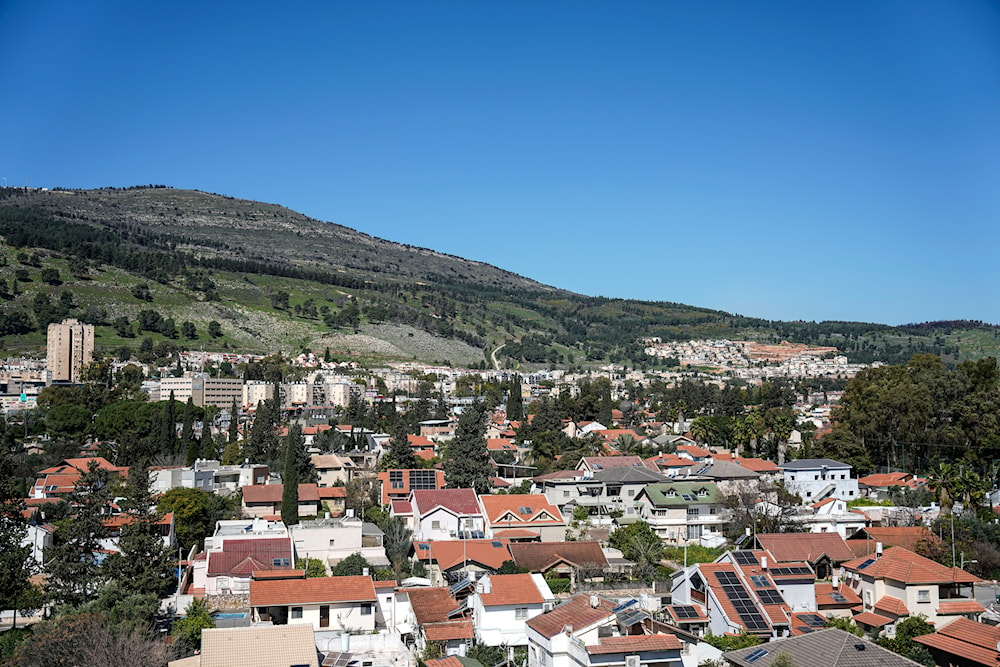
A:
[937, 599, 986, 615]
[733, 457, 780, 473]
[756, 532, 855, 563]
[526, 593, 616, 638]
[857, 472, 916, 488]
[677, 444, 712, 458]
[408, 434, 436, 448]
[815, 583, 861, 606]
[242, 483, 320, 503]
[843, 546, 980, 585]
[509, 541, 608, 573]
[480, 574, 544, 606]
[249, 575, 376, 606]
[425, 658, 464, 667]
[646, 453, 691, 468]
[424, 621, 474, 641]
[487, 438, 517, 451]
[874, 595, 909, 617]
[585, 635, 682, 654]
[423, 539, 512, 571]
[913, 617, 1000, 666]
[480, 494, 565, 526]
[251, 569, 306, 580]
[406, 587, 464, 625]
[853, 611, 894, 627]
[846, 527, 943, 555]
[665, 604, 708, 623]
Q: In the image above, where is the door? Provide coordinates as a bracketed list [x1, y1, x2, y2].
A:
[320, 605, 330, 628]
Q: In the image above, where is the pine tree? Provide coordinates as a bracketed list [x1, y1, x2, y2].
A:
[228, 398, 240, 444]
[444, 402, 493, 494]
[103, 465, 176, 599]
[380, 420, 416, 470]
[0, 443, 34, 624]
[161, 390, 177, 455]
[45, 464, 111, 607]
[281, 424, 302, 526]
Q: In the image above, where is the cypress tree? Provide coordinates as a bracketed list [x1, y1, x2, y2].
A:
[506, 377, 524, 422]
[281, 424, 302, 526]
[182, 398, 197, 465]
[228, 398, 239, 444]
[161, 390, 177, 455]
[380, 420, 416, 471]
[443, 402, 492, 494]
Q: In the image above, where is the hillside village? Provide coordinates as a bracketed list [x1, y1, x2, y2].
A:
[1, 320, 999, 667]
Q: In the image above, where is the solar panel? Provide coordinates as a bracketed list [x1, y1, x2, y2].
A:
[714, 572, 769, 631]
[447, 597, 469, 617]
[673, 605, 699, 619]
[733, 551, 758, 566]
[491, 540, 503, 547]
[829, 592, 847, 603]
[417, 542, 431, 550]
[617, 609, 650, 627]
[857, 558, 876, 570]
[449, 578, 472, 594]
[750, 575, 770, 588]
[756, 589, 785, 605]
[745, 648, 769, 663]
[770, 566, 812, 577]
[799, 614, 826, 627]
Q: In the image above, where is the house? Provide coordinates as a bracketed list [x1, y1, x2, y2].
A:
[404, 586, 474, 657]
[377, 468, 447, 506]
[195, 536, 295, 595]
[912, 617, 1000, 667]
[676, 444, 713, 462]
[150, 459, 269, 495]
[857, 472, 923, 499]
[318, 485, 347, 516]
[413, 538, 513, 587]
[670, 459, 759, 488]
[814, 581, 862, 618]
[250, 574, 377, 631]
[310, 453, 356, 487]
[471, 573, 556, 647]
[753, 532, 855, 580]
[537, 465, 668, 525]
[242, 483, 321, 518]
[845, 526, 944, 558]
[780, 459, 860, 505]
[101, 511, 176, 551]
[634, 481, 725, 545]
[724, 628, 922, 667]
[410, 489, 487, 541]
[508, 541, 609, 583]
[577, 456, 658, 473]
[289, 515, 390, 569]
[31, 457, 129, 499]
[799, 498, 867, 539]
[479, 494, 567, 542]
[167, 624, 320, 667]
[526, 593, 683, 667]
[841, 546, 983, 634]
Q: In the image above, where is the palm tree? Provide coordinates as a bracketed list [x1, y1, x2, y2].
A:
[689, 417, 716, 446]
[956, 468, 985, 513]
[927, 462, 957, 514]
[613, 434, 639, 456]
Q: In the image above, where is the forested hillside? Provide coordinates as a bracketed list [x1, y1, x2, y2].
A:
[0, 186, 996, 366]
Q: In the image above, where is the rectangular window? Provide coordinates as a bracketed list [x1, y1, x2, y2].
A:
[291, 607, 303, 619]
[709, 507, 717, 515]
[431, 520, 441, 530]
[515, 607, 529, 619]
[627, 489, 635, 497]
[361, 603, 372, 615]
[687, 508, 699, 518]
[918, 590, 930, 602]
[563, 490, 570, 498]
[687, 524, 702, 540]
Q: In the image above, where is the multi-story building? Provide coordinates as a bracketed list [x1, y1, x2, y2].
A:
[780, 459, 860, 505]
[159, 374, 243, 409]
[46, 318, 94, 383]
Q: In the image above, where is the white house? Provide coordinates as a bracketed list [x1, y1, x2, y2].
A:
[410, 488, 487, 541]
[780, 459, 860, 505]
[289, 515, 390, 569]
[249, 574, 377, 631]
[471, 573, 555, 648]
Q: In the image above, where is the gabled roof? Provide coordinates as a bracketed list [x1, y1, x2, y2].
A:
[480, 574, 545, 606]
[479, 494, 565, 526]
[242, 484, 320, 503]
[842, 546, 980, 585]
[845, 527, 943, 556]
[198, 625, 319, 667]
[424, 621, 474, 641]
[756, 533, 855, 563]
[733, 457, 781, 473]
[594, 466, 668, 484]
[725, 628, 922, 667]
[874, 595, 909, 617]
[676, 459, 759, 480]
[677, 444, 712, 458]
[586, 635, 682, 654]
[857, 472, 916, 488]
[509, 541, 608, 573]
[578, 456, 657, 472]
[638, 482, 721, 506]
[526, 593, 616, 638]
[250, 574, 376, 606]
[419, 539, 513, 571]
[412, 488, 481, 516]
[406, 587, 465, 625]
[207, 537, 293, 576]
[913, 617, 1000, 667]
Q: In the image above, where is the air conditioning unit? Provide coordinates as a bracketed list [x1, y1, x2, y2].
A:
[543, 602, 553, 612]
[625, 656, 640, 667]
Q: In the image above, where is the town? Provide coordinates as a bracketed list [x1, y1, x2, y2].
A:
[1, 318, 998, 667]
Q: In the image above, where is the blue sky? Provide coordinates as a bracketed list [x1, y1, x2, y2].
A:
[2, 2, 999, 325]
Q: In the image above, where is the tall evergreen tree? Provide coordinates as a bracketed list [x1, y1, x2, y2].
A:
[0, 441, 35, 625]
[45, 464, 111, 607]
[103, 465, 176, 599]
[380, 420, 416, 470]
[444, 402, 492, 494]
[506, 377, 524, 422]
[228, 398, 240, 444]
[281, 424, 302, 526]
[161, 390, 177, 455]
[181, 397, 196, 465]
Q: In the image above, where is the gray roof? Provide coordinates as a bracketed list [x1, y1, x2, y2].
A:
[676, 459, 759, 480]
[780, 458, 851, 471]
[594, 466, 669, 484]
[725, 628, 922, 667]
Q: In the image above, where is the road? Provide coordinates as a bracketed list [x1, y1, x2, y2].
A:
[491, 343, 505, 370]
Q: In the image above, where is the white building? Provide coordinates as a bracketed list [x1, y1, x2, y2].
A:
[472, 573, 555, 648]
[780, 459, 860, 505]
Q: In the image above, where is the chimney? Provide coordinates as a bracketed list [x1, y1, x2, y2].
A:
[363, 567, 370, 577]
[481, 577, 492, 595]
[325, 511, 331, 519]
[875, 542, 883, 558]
[832, 574, 839, 590]
[590, 595, 599, 609]
[761, 556, 768, 570]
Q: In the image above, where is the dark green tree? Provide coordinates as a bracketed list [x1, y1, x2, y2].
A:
[443, 401, 493, 494]
[172, 598, 215, 654]
[181, 397, 197, 465]
[228, 398, 240, 443]
[282, 423, 302, 526]
[0, 442, 35, 628]
[157, 487, 230, 551]
[380, 420, 416, 470]
[332, 552, 372, 576]
[208, 320, 223, 338]
[506, 377, 524, 422]
[161, 391, 177, 455]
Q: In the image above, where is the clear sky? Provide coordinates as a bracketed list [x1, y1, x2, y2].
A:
[2, 2, 999, 325]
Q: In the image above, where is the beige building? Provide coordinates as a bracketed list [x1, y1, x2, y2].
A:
[46, 319, 95, 383]
[159, 374, 243, 408]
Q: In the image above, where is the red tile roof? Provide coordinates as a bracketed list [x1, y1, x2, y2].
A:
[913, 618, 1000, 666]
[846, 527, 943, 556]
[733, 457, 780, 473]
[874, 595, 909, 617]
[424, 621, 474, 641]
[480, 495, 565, 527]
[242, 484, 320, 503]
[207, 538, 293, 576]
[937, 599, 986, 615]
[756, 533, 855, 563]
[422, 539, 512, 571]
[586, 635, 682, 654]
[677, 444, 712, 458]
[815, 583, 861, 607]
[425, 658, 464, 667]
[487, 438, 517, 451]
[842, 546, 980, 585]
[509, 541, 608, 573]
[857, 472, 916, 488]
[406, 587, 465, 625]
[853, 611, 894, 627]
[412, 488, 481, 516]
[249, 575, 376, 606]
[665, 604, 708, 623]
[526, 593, 616, 638]
[480, 574, 544, 606]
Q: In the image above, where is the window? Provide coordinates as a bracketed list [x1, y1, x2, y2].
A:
[361, 604, 372, 615]
[687, 524, 702, 540]
[918, 589, 930, 602]
[291, 607, 303, 619]
[515, 607, 529, 619]
[627, 489, 635, 497]
[431, 520, 441, 530]
[709, 507, 717, 515]
[687, 508, 699, 518]
[329, 539, 336, 547]
[273, 557, 290, 566]
[563, 490, 570, 498]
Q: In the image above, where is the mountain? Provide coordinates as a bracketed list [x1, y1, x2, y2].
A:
[0, 186, 996, 368]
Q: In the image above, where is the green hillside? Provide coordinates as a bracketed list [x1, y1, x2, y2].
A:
[0, 186, 996, 367]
